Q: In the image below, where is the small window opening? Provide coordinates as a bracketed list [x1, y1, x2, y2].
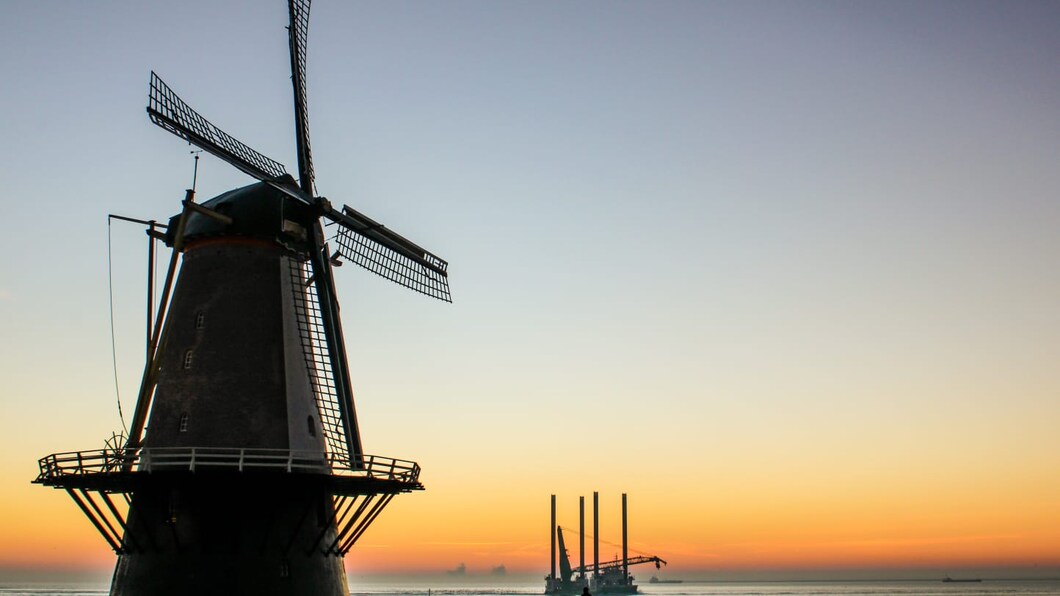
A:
[183, 349, 194, 369]
[195, 312, 205, 330]
[179, 412, 189, 433]
[280, 561, 290, 578]
[307, 416, 316, 437]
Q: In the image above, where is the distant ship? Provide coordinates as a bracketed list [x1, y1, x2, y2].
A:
[547, 527, 666, 595]
[648, 576, 683, 584]
[546, 494, 667, 595]
[942, 576, 982, 583]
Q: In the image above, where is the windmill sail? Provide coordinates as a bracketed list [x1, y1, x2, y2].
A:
[332, 206, 451, 302]
[287, 0, 315, 194]
[148, 72, 288, 182]
[288, 258, 358, 462]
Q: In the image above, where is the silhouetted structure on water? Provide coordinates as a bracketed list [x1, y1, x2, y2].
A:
[546, 494, 666, 595]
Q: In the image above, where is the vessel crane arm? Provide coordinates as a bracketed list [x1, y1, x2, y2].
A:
[578, 555, 666, 574]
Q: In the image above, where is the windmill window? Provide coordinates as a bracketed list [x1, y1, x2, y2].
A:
[195, 312, 205, 330]
[179, 413, 189, 433]
[307, 416, 316, 437]
[183, 349, 194, 369]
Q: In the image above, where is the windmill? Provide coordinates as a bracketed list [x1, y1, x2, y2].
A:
[34, 2, 449, 594]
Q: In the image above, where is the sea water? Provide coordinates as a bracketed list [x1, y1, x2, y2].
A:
[4, 579, 1060, 596]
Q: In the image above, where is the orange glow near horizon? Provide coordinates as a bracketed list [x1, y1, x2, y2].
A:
[4, 482, 1060, 576]
[6, 414, 1060, 577]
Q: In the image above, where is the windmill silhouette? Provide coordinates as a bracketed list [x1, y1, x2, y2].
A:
[34, 2, 448, 594]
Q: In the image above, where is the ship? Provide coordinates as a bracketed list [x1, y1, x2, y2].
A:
[648, 576, 683, 584]
[942, 576, 982, 583]
[545, 494, 667, 595]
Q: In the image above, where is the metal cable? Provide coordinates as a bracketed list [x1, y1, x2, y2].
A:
[558, 525, 653, 557]
[106, 217, 129, 434]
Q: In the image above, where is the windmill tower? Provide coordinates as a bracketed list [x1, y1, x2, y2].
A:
[33, 2, 449, 595]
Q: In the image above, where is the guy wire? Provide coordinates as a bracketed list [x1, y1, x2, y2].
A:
[557, 526, 652, 557]
[107, 216, 129, 434]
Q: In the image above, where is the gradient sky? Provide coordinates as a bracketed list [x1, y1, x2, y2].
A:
[2, 0, 1059, 579]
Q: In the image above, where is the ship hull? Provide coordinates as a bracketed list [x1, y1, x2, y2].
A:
[546, 581, 635, 589]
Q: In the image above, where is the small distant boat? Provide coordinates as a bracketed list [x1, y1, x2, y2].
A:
[942, 576, 982, 583]
[648, 576, 683, 584]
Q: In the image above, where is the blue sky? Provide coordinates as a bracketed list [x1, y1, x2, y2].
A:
[2, 0, 1060, 573]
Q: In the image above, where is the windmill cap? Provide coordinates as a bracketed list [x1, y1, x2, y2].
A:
[167, 180, 315, 251]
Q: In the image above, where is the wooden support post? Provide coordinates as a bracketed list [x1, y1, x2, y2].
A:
[66, 489, 122, 553]
[342, 493, 394, 554]
[327, 494, 372, 554]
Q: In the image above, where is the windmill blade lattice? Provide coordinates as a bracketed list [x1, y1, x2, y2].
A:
[289, 258, 352, 461]
[288, 0, 315, 194]
[334, 223, 451, 302]
[148, 72, 289, 182]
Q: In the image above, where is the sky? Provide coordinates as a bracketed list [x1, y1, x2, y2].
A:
[1, 0, 1060, 581]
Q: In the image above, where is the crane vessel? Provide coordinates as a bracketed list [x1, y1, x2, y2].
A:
[546, 494, 666, 595]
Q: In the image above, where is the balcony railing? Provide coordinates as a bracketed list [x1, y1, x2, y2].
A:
[37, 447, 420, 484]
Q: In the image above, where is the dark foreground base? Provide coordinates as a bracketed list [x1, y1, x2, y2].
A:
[109, 474, 349, 596]
[111, 550, 348, 596]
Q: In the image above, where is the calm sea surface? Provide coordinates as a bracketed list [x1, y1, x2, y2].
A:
[4, 580, 1060, 596]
